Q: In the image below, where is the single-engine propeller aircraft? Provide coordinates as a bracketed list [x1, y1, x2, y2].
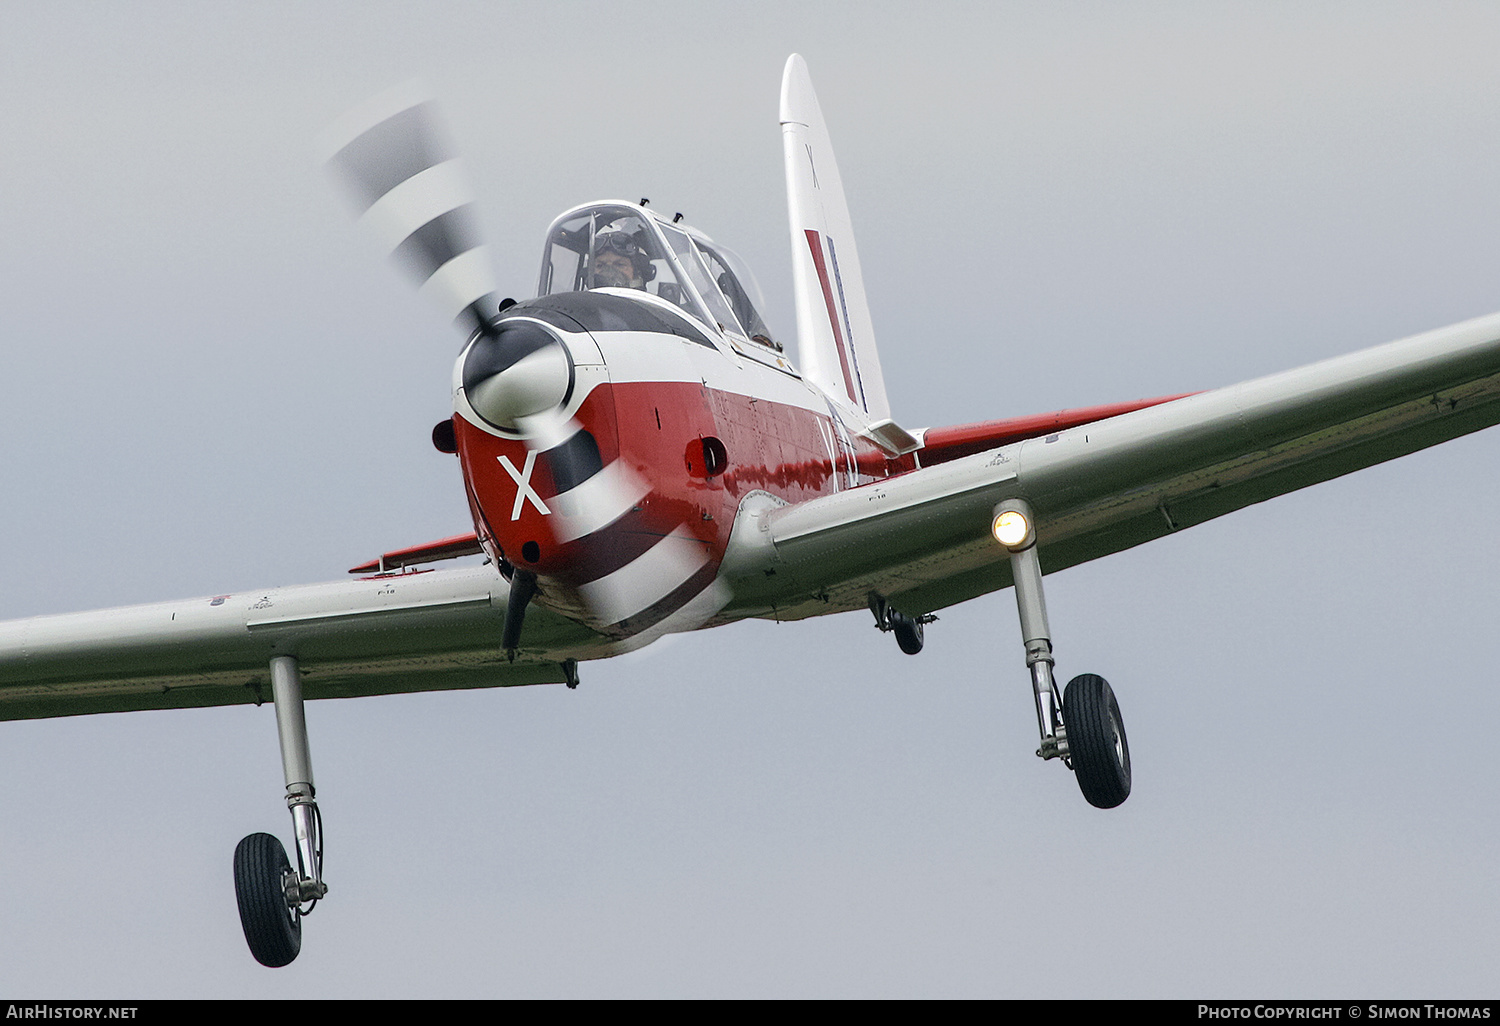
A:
[5, 55, 1500, 968]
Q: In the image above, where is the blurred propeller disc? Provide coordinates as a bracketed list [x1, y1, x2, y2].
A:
[322, 84, 710, 646]
[321, 81, 498, 331]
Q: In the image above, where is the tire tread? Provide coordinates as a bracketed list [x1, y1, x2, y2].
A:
[233, 832, 301, 968]
[1063, 673, 1131, 809]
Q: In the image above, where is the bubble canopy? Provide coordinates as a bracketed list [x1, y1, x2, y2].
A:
[538, 202, 776, 347]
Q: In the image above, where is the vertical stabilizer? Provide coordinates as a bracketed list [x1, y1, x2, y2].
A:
[781, 55, 890, 422]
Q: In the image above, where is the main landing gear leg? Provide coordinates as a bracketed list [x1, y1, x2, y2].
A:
[234, 654, 328, 967]
[868, 593, 937, 655]
[994, 499, 1131, 809]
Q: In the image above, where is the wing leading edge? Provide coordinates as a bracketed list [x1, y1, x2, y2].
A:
[723, 311, 1500, 620]
[12, 312, 1500, 719]
[0, 566, 610, 722]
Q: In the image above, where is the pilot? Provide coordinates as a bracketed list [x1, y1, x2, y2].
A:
[590, 230, 655, 290]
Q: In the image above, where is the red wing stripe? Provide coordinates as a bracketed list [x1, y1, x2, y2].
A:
[804, 229, 858, 403]
[348, 532, 482, 574]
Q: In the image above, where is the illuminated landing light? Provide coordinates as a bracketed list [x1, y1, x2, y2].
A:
[993, 509, 1031, 549]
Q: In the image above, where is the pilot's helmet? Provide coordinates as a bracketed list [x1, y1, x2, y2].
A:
[592, 229, 657, 288]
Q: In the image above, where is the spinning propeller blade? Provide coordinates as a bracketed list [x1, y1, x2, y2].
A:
[324, 86, 654, 649]
[321, 82, 498, 333]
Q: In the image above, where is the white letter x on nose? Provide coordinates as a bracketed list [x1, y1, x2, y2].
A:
[497, 451, 551, 520]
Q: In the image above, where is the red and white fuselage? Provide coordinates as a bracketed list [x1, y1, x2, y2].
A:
[452, 275, 908, 645]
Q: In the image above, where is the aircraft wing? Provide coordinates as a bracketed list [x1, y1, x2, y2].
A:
[0, 566, 609, 722]
[723, 311, 1500, 620]
[11, 311, 1500, 721]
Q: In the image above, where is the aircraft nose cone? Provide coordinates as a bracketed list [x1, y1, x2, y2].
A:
[462, 321, 574, 431]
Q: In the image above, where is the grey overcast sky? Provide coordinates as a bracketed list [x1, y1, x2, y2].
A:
[1, 1, 1498, 998]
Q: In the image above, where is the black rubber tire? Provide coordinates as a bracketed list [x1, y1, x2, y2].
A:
[892, 614, 924, 655]
[233, 832, 301, 968]
[1063, 674, 1131, 809]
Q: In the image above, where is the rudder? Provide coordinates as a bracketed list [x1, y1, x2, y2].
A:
[780, 54, 891, 423]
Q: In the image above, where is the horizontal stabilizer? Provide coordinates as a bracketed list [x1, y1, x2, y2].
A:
[862, 418, 922, 457]
[349, 532, 483, 574]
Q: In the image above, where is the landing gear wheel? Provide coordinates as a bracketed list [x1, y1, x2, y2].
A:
[1063, 674, 1131, 809]
[892, 613, 924, 655]
[234, 832, 301, 967]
